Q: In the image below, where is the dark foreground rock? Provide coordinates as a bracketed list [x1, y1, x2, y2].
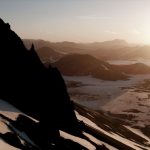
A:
[0, 18, 79, 149]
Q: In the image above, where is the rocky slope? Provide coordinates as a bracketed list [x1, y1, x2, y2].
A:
[1, 99, 150, 150]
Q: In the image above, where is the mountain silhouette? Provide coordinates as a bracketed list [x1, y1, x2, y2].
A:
[54, 54, 128, 80]
[0, 18, 79, 140]
[23, 39, 150, 60]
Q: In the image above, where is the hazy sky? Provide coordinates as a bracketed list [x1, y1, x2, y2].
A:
[1, 0, 150, 44]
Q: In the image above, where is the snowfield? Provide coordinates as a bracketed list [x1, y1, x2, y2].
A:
[64, 74, 150, 109]
[64, 74, 150, 139]
[102, 90, 150, 127]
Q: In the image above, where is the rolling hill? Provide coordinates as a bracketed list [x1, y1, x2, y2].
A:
[54, 54, 128, 81]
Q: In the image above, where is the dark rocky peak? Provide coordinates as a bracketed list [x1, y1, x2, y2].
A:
[30, 43, 35, 51]
[0, 18, 26, 53]
[0, 18, 46, 85]
[0, 18, 79, 148]
[0, 18, 10, 30]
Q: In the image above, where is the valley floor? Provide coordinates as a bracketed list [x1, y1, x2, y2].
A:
[64, 74, 150, 108]
[64, 74, 150, 135]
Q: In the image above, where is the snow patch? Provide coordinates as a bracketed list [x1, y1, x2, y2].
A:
[124, 126, 150, 144]
[83, 132, 118, 150]
[0, 99, 21, 120]
[101, 65, 109, 70]
[60, 130, 96, 150]
[0, 121, 10, 134]
[75, 111, 150, 150]
[0, 139, 20, 150]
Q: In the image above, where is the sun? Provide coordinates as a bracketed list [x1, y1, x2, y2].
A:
[138, 24, 150, 45]
[142, 34, 150, 45]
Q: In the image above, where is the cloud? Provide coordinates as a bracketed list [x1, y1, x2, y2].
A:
[104, 30, 119, 35]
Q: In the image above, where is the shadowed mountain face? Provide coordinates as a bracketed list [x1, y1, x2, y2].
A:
[36, 46, 64, 63]
[54, 54, 129, 81]
[0, 18, 78, 134]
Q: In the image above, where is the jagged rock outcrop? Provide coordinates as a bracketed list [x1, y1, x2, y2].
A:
[0, 18, 79, 144]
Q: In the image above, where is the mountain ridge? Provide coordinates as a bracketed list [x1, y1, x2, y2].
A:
[23, 39, 150, 60]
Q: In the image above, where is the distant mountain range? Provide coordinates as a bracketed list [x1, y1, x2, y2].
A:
[23, 39, 150, 60]
[23, 39, 150, 80]
[89, 45, 150, 60]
